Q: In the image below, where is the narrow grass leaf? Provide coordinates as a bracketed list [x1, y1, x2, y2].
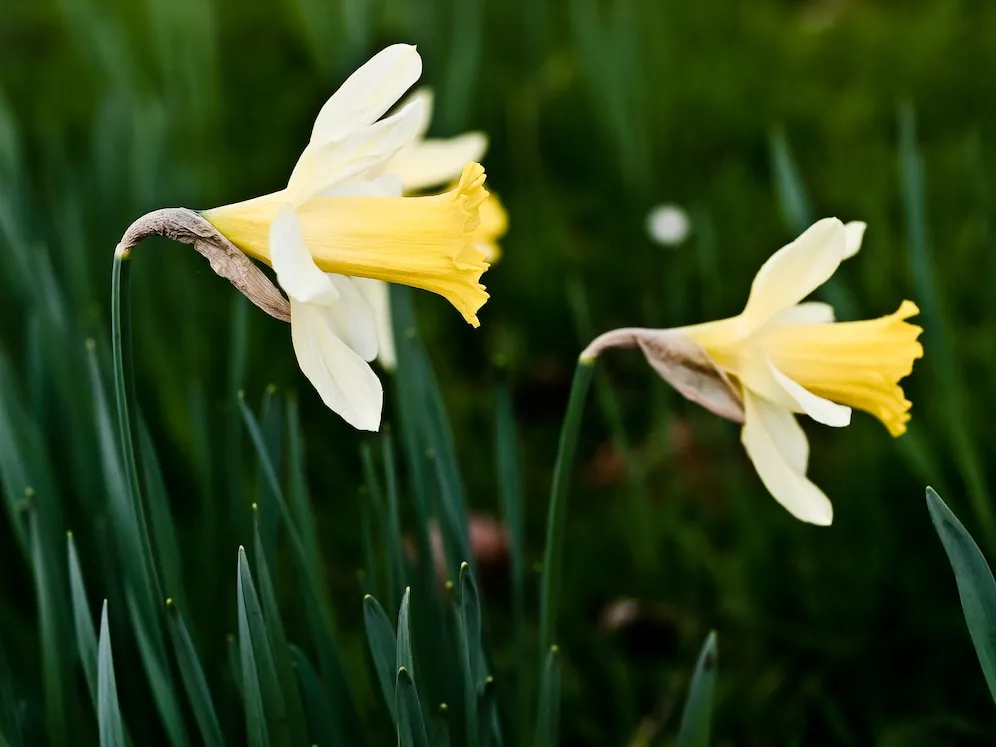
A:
[252, 512, 308, 746]
[926, 487, 996, 705]
[139, 422, 184, 609]
[226, 635, 242, 701]
[533, 646, 561, 747]
[236, 546, 285, 747]
[900, 105, 995, 549]
[363, 594, 398, 721]
[396, 668, 429, 747]
[430, 703, 451, 747]
[124, 590, 189, 747]
[0, 642, 23, 747]
[382, 430, 406, 608]
[478, 677, 497, 747]
[289, 645, 338, 747]
[459, 562, 485, 688]
[165, 600, 224, 747]
[97, 602, 126, 747]
[27, 503, 67, 746]
[539, 360, 594, 654]
[242, 397, 362, 745]
[677, 632, 718, 747]
[256, 387, 283, 565]
[397, 587, 414, 680]
[67, 532, 98, 708]
[493, 382, 528, 739]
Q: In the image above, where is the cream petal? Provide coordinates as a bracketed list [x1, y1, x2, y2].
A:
[310, 44, 421, 145]
[353, 278, 396, 370]
[386, 132, 489, 191]
[319, 174, 403, 198]
[741, 392, 833, 525]
[323, 275, 379, 362]
[269, 207, 338, 305]
[289, 98, 425, 200]
[843, 221, 866, 259]
[769, 361, 851, 427]
[290, 299, 383, 431]
[770, 301, 835, 325]
[739, 218, 846, 331]
[398, 87, 435, 140]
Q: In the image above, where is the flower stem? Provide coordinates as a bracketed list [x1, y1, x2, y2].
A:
[538, 357, 595, 656]
[111, 245, 163, 601]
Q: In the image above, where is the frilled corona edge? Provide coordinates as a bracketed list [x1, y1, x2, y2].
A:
[115, 207, 291, 323]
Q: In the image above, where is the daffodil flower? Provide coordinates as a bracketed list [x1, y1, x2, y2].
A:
[199, 44, 491, 431]
[355, 87, 507, 369]
[584, 218, 923, 525]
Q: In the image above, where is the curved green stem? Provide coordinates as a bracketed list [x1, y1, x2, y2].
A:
[111, 247, 163, 602]
[538, 357, 595, 656]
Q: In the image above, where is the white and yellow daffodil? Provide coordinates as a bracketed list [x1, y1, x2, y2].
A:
[201, 44, 492, 431]
[585, 218, 923, 525]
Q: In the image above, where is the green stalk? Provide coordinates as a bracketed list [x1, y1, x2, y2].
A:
[111, 248, 163, 602]
[538, 357, 594, 656]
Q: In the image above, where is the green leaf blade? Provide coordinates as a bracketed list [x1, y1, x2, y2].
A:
[677, 632, 718, 747]
[926, 487, 996, 705]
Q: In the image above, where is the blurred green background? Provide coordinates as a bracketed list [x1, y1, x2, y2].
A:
[2, 0, 996, 744]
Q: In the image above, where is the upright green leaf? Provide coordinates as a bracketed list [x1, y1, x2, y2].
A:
[539, 359, 594, 655]
[478, 677, 497, 747]
[27, 501, 67, 746]
[97, 602, 126, 747]
[677, 632, 718, 747]
[139, 422, 184, 610]
[457, 563, 484, 746]
[241, 396, 361, 745]
[0, 641, 23, 747]
[67, 532, 98, 708]
[900, 106, 995, 549]
[397, 587, 415, 683]
[396, 668, 429, 747]
[926, 487, 996, 705]
[236, 546, 284, 747]
[252, 512, 308, 746]
[363, 595, 397, 721]
[533, 646, 561, 747]
[165, 600, 224, 747]
[290, 645, 338, 747]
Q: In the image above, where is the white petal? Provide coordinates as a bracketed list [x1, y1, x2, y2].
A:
[385, 132, 488, 191]
[290, 299, 383, 431]
[289, 98, 425, 199]
[323, 275, 379, 361]
[353, 278, 396, 370]
[843, 221, 866, 259]
[769, 362, 851, 427]
[740, 218, 846, 332]
[269, 207, 338, 304]
[311, 44, 421, 145]
[741, 392, 832, 525]
[771, 301, 835, 325]
[398, 87, 434, 140]
[319, 174, 403, 198]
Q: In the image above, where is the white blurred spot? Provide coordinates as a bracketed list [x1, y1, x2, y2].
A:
[646, 204, 691, 247]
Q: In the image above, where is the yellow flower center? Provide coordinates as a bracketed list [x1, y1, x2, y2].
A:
[758, 300, 923, 435]
[203, 163, 490, 326]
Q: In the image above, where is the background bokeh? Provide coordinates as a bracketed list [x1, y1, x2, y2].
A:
[2, 0, 996, 744]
